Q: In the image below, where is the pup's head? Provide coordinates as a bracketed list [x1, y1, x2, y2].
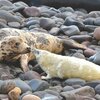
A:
[0, 36, 31, 55]
[31, 48, 48, 59]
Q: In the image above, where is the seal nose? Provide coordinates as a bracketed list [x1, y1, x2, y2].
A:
[27, 47, 31, 52]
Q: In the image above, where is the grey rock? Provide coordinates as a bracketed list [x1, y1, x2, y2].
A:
[63, 17, 85, 30]
[19, 71, 41, 80]
[62, 86, 74, 92]
[0, 10, 21, 23]
[95, 94, 100, 100]
[49, 27, 60, 35]
[83, 18, 95, 25]
[94, 18, 100, 26]
[14, 79, 32, 93]
[61, 86, 95, 98]
[63, 78, 86, 86]
[8, 22, 20, 28]
[95, 84, 100, 94]
[0, 0, 13, 7]
[28, 79, 49, 92]
[0, 22, 9, 28]
[59, 7, 74, 13]
[60, 25, 80, 36]
[40, 17, 56, 30]
[70, 35, 92, 43]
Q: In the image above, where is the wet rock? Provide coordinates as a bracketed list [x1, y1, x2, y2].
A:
[0, 10, 21, 23]
[23, 6, 41, 17]
[84, 48, 96, 57]
[19, 70, 41, 80]
[63, 17, 85, 30]
[49, 27, 60, 35]
[22, 94, 41, 100]
[93, 27, 100, 40]
[95, 84, 100, 94]
[14, 79, 32, 93]
[61, 86, 95, 97]
[40, 17, 56, 30]
[28, 79, 49, 92]
[70, 35, 92, 43]
[63, 78, 86, 86]
[8, 87, 21, 100]
[8, 22, 20, 28]
[62, 86, 74, 92]
[60, 25, 80, 36]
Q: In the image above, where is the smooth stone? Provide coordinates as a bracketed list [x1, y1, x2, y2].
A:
[61, 86, 95, 98]
[61, 94, 95, 100]
[13, 1, 29, 8]
[0, 80, 16, 94]
[40, 17, 56, 30]
[63, 78, 86, 86]
[0, 18, 7, 24]
[23, 6, 40, 17]
[0, 0, 13, 6]
[72, 85, 82, 89]
[84, 25, 98, 32]
[88, 52, 100, 65]
[41, 94, 60, 100]
[84, 48, 96, 57]
[0, 94, 8, 100]
[95, 84, 100, 94]
[83, 18, 95, 25]
[70, 35, 92, 43]
[72, 52, 86, 59]
[94, 18, 100, 26]
[14, 79, 32, 93]
[28, 79, 49, 92]
[24, 20, 39, 27]
[62, 86, 74, 92]
[93, 27, 100, 40]
[8, 22, 20, 28]
[33, 89, 62, 100]
[63, 17, 85, 30]
[60, 25, 80, 36]
[19, 71, 41, 80]
[59, 7, 74, 13]
[29, 24, 40, 30]
[49, 27, 60, 35]
[87, 11, 100, 18]
[22, 94, 41, 100]
[95, 94, 100, 100]
[0, 22, 9, 28]
[84, 80, 100, 88]
[8, 87, 21, 100]
[49, 85, 62, 93]
[0, 10, 21, 23]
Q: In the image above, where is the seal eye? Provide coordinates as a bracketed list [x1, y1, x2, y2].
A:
[15, 42, 20, 48]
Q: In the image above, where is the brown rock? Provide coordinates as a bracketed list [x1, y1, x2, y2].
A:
[22, 94, 41, 100]
[23, 6, 41, 17]
[8, 87, 21, 100]
[84, 48, 96, 57]
[93, 27, 100, 40]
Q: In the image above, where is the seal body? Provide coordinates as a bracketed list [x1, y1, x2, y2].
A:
[33, 49, 100, 81]
[0, 28, 86, 72]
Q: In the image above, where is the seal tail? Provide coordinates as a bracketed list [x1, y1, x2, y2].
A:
[60, 37, 87, 50]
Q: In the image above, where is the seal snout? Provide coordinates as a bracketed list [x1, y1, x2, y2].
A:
[26, 46, 31, 52]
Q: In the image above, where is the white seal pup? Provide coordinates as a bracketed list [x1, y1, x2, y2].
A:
[32, 48, 100, 81]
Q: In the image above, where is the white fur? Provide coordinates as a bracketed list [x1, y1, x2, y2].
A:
[33, 49, 100, 81]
